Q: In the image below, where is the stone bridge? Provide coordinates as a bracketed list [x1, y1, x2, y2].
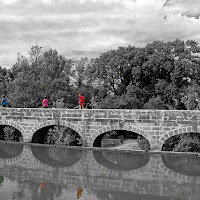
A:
[0, 108, 200, 150]
[0, 145, 200, 199]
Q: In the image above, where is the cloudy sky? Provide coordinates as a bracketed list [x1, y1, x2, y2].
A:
[0, 0, 200, 68]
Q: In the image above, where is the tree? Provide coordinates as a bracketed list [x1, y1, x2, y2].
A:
[144, 96, 168, 109]
[5, 39, 200, 111]
[90, 46, 134, 96]
[0, 67, 11, 98]
[180, 83, 200, 110]
[7, 45, 75, 108]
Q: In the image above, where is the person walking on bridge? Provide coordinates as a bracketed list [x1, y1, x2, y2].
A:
[79, 94, 85, 109]
[1, 95, 6, 107]
[42, 96, 48, 108]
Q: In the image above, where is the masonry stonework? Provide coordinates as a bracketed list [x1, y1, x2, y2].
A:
[0, 108, 200, 150]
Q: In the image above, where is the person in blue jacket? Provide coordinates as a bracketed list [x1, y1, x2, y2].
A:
[1, 95, 7, 107]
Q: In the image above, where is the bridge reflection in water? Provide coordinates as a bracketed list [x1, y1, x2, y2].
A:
[0, 142, 200, 199]
[0, 141, 23, 158]
[93, 150, 150, 171]
[92, 190, 171, 200]
[31, 145, 83, 167]
[162, 154, 200, 176]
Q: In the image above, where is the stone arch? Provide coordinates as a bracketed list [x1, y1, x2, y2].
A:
[59, 120, 85, 139]
[160, 126, 197, 148]
[1, 120, 26, 142]
[28, 120, 85, 142]
[89, 124, 152, 147]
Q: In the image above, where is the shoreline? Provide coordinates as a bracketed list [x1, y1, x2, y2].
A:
[1, 140, 200, 157]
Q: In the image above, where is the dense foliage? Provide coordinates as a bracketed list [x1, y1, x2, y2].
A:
[45, 126, 83, 146]
[0, 126, 23, 142]
[0, 39, 200, 109]
[162, 133, 200, 152]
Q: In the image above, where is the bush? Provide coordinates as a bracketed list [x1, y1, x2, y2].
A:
[163, 133, 200, 153]
[102, 131, 124, 143]
[102, 131, 118, 139]
[144, 96, 168, 110]
[3, 126, 23, 142]
[137, 137, 151, 151]
[45, 126, 83, 146]
[173, 134, 200, 152]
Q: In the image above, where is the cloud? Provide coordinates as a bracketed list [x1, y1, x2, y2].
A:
[0, 0, 200, 68]
[164, 0, 200, 18]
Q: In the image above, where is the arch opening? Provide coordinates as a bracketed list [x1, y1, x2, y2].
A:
[162, 132, 200, 152]
[31, 125, 83, 146]
[93, 130, 150, 150]
[0, 125, 23, 142]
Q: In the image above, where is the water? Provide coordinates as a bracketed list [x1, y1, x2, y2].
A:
[0, 141, 200, 200]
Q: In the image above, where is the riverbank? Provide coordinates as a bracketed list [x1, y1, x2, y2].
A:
[109, 139, 141, 150]
[1, 140, 200, 157]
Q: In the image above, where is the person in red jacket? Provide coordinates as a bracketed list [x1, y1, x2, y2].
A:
[79, 94, 85, 109]
[77, 187, 83, 199]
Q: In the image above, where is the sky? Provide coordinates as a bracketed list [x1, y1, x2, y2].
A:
[0, 0, 200, 68]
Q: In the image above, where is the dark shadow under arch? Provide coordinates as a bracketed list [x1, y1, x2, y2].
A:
[162, 154, 200, 176]
[93, 130, 139, 147]
[0, 125, 23, 142]
[162, 132, 200, 152]
[93, 150, 150, 171]
[31, 145, 83, 167]
[0, 141, 23, 159]
[31, 125, 83, 146]
[32, 125, 52, 144]
[93, 130, 150, 150]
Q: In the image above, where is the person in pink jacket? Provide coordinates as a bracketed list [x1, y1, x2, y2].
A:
[42, 96, 48, 108]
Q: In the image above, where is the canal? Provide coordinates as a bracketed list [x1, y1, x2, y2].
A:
[0, 141, 200, 200]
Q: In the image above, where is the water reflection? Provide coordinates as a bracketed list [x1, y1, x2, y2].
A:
[162, 154, 200, 176]
[31, 145, 83, 167]
[11, 179, 63, 200]
[0, 141, 23, 158]
[93, 150, 150, 171]
[0, 175, 4, 185]
[92, 190, 171, 200]
[0, 143, 200, 200]
[77, 187, 83, 199]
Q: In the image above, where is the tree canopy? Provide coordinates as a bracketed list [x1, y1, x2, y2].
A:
[1, 39, 200, 109]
